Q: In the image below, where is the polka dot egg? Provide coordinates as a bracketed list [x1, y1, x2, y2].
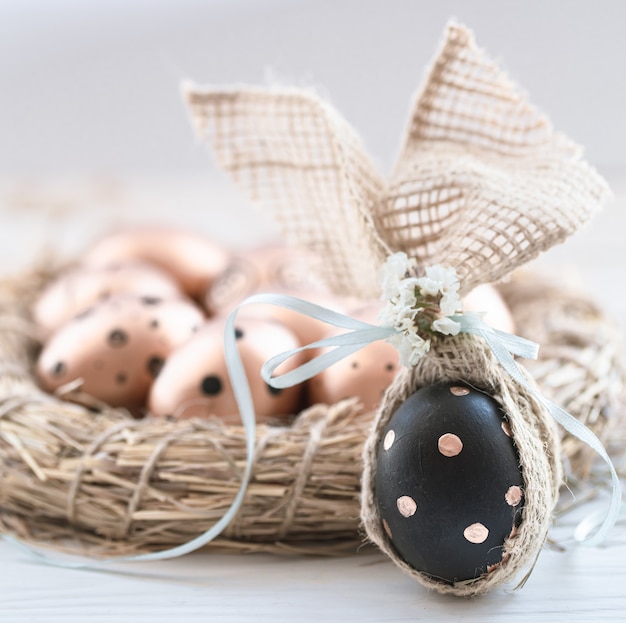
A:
[374, 381, 524, 583]
[148, 317, 305, 424]
[36, 295, 204, 412]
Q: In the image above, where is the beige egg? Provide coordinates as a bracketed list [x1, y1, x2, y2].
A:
[32, 262, 183, 339]
[36, 295, 205, 411]
[206, 244, 328, 312]
[308, 302, 402, 412]
[462, 284, 516, 334]
[82, 226, 230, 300]
[148, 317, 304, 424]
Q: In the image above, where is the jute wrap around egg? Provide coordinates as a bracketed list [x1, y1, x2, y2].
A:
[184, 21, 612, 593]
[361, 335, 562, 595]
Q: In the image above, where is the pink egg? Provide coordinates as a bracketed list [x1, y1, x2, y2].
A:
[36, 295, 204, 412]
[32, 261, 183, 339]
[308, 303, 402, 412]
[462, 284, 515, 333]
[148, 317, 304, 424]
[82, 226, 230, 300]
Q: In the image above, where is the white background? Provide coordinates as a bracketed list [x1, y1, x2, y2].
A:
[1, 0, 626, 178]
[1, 2, 625, 621]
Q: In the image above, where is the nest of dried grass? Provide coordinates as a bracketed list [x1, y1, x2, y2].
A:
[0, 265, 624, 558]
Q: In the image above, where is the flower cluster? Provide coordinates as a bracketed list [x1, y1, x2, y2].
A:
[378, 252, 462, 366]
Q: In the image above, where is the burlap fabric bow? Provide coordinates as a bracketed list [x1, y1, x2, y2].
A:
[184, 22, 612, 595]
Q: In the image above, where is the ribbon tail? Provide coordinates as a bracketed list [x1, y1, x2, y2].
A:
[457, 313, 622, 545]
[546, 399, 623, 546]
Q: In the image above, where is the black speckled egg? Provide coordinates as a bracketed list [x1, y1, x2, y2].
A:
[374, 381, 524, 584]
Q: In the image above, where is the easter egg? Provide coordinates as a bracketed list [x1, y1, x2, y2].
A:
[32, 262, 183, 339]
[82, 226, 230, 301]
[36, 295, 204, 411]
[374, 381, 524, 583]
[148, 317, 304, 424]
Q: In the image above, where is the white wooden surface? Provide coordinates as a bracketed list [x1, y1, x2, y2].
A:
[0, 175, 625, 622]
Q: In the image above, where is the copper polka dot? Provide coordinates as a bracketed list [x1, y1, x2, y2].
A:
[382, 518, 393, 539]
[505, 485, 523, 506]
[501, 421, 512, 437]
[438, 433, 463, 457]
[463, 522, 489, 544]
[396, 495, 417, 518]
[486, 562, 500, 573]
[383, 429, 395, 451]
[450, 386, 470, 396]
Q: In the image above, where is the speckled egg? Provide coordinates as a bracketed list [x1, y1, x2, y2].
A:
[82, 226, 230, 300]
[308, 303, 401, 411]
[36, 295, 205, 411]
[32, 262, 183, 339]
[148, 317, 305, 424]
[375, 381, 524, 583]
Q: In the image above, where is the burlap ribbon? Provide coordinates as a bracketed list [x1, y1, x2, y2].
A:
[184, 21, 612, 596]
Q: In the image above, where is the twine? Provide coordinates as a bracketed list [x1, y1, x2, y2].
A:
[277, 408, 329, 540]
[361, 334, 562, 596]
[65, 421, 134, 525]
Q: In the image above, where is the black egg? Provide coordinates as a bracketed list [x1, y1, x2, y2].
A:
[374, 381, 524, 584]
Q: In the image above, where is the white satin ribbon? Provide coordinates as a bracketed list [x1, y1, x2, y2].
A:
[455, 314, 622, 545]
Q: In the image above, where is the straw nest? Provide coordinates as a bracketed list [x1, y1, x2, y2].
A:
[0, 265, 624, 557]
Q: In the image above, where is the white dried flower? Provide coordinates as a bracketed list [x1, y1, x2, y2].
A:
[378, 254, 463, 367]
[388, 331, 430, 367]
[379, 252, 417, 301]
[432, 316, 462, 335]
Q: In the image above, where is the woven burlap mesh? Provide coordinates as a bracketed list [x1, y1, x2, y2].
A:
[184, 86, 389, 298]
[185, 21, 610, 298]
[379, 24, 610, 293]
[362, 334, 562, 596]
